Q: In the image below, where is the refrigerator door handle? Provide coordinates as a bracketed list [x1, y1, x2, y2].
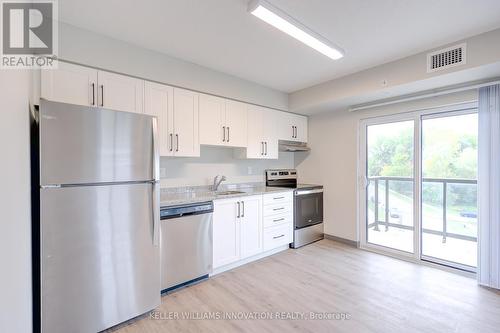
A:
[152, 117, 160, 181]
[152, 117, 160, 246]
[152, 181, 160, 246]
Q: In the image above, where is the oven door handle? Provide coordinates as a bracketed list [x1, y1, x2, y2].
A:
[295, 189, 323, 196]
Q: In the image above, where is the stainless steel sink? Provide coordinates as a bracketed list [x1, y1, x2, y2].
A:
[215, 190, 245, 196]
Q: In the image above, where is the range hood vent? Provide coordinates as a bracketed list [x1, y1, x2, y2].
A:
[279, 140, 310, 152]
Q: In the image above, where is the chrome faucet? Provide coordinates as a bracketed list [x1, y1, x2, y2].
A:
[213, 175, 227, 191]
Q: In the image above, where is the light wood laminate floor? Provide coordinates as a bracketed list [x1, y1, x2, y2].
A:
[108, 239, 500, 333]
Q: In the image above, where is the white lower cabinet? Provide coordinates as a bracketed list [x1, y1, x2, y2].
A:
[239, 196, 263, 259]
[263, 223, 293, 251]
[213, 195, 262, 269]
[262, 192, 293, 251]
[213, 199, 240, 268]
[213, 192, 293, 272]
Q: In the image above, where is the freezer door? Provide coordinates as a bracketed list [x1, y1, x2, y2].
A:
[40, 99, 155, 185]
[41, 183, 160, 333]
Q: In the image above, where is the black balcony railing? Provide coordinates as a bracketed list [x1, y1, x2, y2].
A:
[367, 176, 477, 243]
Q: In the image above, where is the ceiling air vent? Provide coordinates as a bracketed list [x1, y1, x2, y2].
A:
[427, 43, 466, 73]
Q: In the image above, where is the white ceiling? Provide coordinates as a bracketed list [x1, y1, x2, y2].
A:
[59, 0, 500, 93]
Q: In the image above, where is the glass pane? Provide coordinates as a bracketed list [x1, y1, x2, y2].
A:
[422, 182, 444, 232]
[421, 113, 478, 268]
[366, 121, 414, 253]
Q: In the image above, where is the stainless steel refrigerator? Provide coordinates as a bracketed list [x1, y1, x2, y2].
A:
[32, 99, 161, 333]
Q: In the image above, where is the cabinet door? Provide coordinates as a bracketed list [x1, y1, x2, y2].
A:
[246, 106, 265, 158]
[294, 114, 308, 143]
[213, 200, 240, 268]
[225, 100, 247, 148]
[41, 62, 97, 107]
[199, 94, 225, 146]
[262, 108, 279, 159]
[173, 88, 200, 157]
[144, 82, 174, 156]
[240, 196, 263, 259]
[276, 111, 294, 141]
[97, 71, 144, 114]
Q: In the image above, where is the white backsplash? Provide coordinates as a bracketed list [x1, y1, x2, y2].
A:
[160, 146, 295, 188]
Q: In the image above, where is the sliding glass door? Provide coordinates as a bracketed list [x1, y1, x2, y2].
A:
[421, 113, 478, 269]
[359, 104, 478, 271]
[365, 120, 415, 253]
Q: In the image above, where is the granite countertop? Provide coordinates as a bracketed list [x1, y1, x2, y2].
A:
[160, 183, 293, 207]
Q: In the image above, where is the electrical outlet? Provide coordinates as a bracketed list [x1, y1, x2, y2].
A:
[160, 167, 167, 178]
[247, 166, 253, 175]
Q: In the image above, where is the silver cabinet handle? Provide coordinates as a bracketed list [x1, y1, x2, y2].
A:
[237, 201, 240, 218]
[100, 85, 104, 106]
[292, 126, 294, 138]
[241, 200, 245, 217]
[169, 133, 173, 152]
[227, 127, 230, 142]
[273, 234, 285, 239]
[273, 218, 284, 222]
[176, 134, 179, 152]
[91, 83, 95, 106]
[273, 207, 284, 211]
[273, 196, 284, 200]
[265, 142, 268, 155]
[223, 126, 226, 142]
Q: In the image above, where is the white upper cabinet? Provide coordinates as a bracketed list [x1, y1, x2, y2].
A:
[277, 112, 308, 143]
[41, 62, 97, 107]
[144, 81, 174, 156]
[143, 84, 200, 157]
[41, 62, 144, 114]
[225, 100, 248, 147]
[97, 71, 144, 114]
[199, 94, 226, 145]
[244, 105, 278, 159]
[199, 94, 247, 148]
[262, 107, 279, 159]
[173, 88, 200, 157]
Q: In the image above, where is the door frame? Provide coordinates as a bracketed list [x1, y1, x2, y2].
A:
[357, 101, 478, 268]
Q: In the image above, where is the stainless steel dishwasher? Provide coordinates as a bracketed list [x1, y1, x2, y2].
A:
[160, 201, 213, 293]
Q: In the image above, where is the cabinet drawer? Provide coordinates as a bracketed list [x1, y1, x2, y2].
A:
[263, 212, 292, 228]
[263, 202, 292, 217]
[263, 191, 293, 206]
[263, 223, 293, 251]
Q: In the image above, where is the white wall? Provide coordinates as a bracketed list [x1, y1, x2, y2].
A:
[58, 22, 289, 111]
[160, 146, 295, 188]
[295, 90, 478, 241]
[0, 71, 32, 333]
[290, 28, 500, 114]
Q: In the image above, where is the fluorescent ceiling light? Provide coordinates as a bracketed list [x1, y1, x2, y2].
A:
[248, 0, 344, 60]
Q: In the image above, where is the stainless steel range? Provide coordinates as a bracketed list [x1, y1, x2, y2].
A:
[266, 169, 324, 248]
